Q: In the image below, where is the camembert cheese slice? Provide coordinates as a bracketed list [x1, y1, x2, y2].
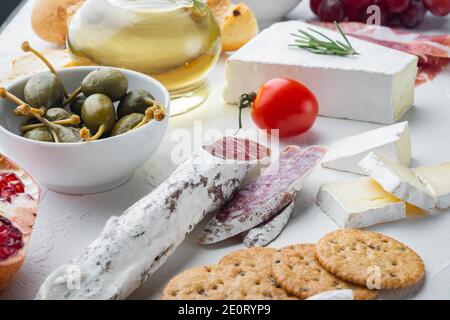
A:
[322, 122, 411, 175]
[359, 152, 437, 212]
[316, 177, 406, 229]
[414, 163, 450, 210]
[224, 21, 418, 124]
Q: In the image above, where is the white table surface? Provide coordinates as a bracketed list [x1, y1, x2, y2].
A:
[1, 0, 450, 300]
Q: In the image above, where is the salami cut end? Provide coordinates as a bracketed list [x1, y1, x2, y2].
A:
[242, 200, 295, 248]
[198, 145, 327, 245]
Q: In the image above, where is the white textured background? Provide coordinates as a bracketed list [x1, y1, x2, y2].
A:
[0, 0, 449, 299]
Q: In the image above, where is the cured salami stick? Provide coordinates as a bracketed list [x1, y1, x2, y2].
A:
[242, 201, 295, 248]
[37, 137, 268, 300]
[198, 145, 327, 245]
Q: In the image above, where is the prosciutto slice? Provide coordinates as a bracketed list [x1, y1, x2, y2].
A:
[198, 145, 327, 245]
[315, 22, 450, 85]
[37, 137, 268, 300]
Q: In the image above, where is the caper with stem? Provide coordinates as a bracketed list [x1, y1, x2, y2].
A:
[24, 73, 65, 109]
[45, 108, 72, 122]
[18, 104, 82, 143]
[117, 89, 159, 118]
[23, 127, 54, 142]
[80, 93, 116, 140]
[0, 87, 45, 117]
[110, 113, 144, 137]
[69, 94, 86, 116]
[65, 68, 128, 106]
[21, 115, 81, 133]
[21, 41, 69, 98]
[133, 106, 166, 130]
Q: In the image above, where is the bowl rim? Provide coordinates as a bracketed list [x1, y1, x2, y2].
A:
[0, 66, 171, 148]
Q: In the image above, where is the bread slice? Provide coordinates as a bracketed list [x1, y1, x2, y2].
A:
[208, 0, 259, 51]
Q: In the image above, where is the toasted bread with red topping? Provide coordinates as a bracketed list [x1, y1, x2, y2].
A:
[0, 155, 40, 294]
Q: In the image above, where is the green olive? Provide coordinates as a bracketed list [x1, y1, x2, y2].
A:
[24, 73, 65, 108]
[45, 108, 72, 122]
[111, 113, 145, 137]
[117, 89, 156, 118]
[81, 93, 116, 133]
[23, 127, 54, 142]
[70, 94, 86, 116]
[81, 68, 128, 102]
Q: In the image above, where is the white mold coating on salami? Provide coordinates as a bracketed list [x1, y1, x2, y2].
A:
[198, 146, 327, 244]
[242, 201, 295, 248]
[36, 138, 264, 300]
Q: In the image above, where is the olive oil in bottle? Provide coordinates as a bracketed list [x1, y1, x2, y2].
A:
[67, 0, 222, 115]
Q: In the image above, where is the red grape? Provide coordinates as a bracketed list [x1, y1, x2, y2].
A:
[345, 4, 365, 21]
[370, 0, 390, 24]
[345, 0, 389, 24]
[310, 0, 323, 15]
[399, 0, 428, 28]
[385, 0, 411, 12]
[423, 0, 450, 16]
[318, 0, 346, 22]
[342, 0, 372, 8]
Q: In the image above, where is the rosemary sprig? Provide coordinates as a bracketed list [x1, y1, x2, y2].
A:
[289, 22, 359, 57]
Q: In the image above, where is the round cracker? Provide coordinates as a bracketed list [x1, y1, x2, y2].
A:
[162, 261, 296, 300]
[315, 229, 425, 289]
[219, 247, 297, 300]
[219, 247, 277, 273]
[271, 244, 377, 300]
[161, 265, 226, 300]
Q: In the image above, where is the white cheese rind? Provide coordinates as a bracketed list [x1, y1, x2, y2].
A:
[322, 122, 411, 175]
[359, 152, 437, 212]
[224, 21, 418, 124]
[414, 163, 450, 210]
[316, 179, 406, 229]
[36, 149, 255, 300]
[242, 201, 294, 247]
[307, 290, 354, 300]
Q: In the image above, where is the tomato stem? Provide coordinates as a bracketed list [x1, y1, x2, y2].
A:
[238, 93, 257, 130]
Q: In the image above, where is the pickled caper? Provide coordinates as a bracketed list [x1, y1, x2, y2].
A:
[19, 104, 82, 143]
[111, 113, 145, 137]
[81, 93, 116, 139]
[24, 73, 65, 108]
[23, 127, 54, 142]
[117, 89, 157, 118]
[22, 115, 81, 132]
[52, 126, 82, 143]
[23, 117, 40, 126]
[21, 41, 68, 98]
[81, 68, 128, 102]
[70, 94, 86, 116]
[45, 108, 72, 122]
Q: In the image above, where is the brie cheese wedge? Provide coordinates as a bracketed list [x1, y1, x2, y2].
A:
[316, 177, 406, 229]
[223, 21, 418, 124]
[414, 163, 450, 210]
[322, 122, 412, 175]
[359, 152, 437, 212]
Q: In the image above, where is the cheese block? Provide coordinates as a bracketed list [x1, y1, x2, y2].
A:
[414, 163, 450, 210]
[223, 21, 418, 124]
[316, 177, 406, 229]
[322, 122, 411, 175]
[359, 152, 437, 212]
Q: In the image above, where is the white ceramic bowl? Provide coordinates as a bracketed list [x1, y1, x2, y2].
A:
[242, 0, 303, 28]
[0, 67, 170, 195]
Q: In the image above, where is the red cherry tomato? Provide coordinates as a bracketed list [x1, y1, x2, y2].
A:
[248, 78, 319, 138]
